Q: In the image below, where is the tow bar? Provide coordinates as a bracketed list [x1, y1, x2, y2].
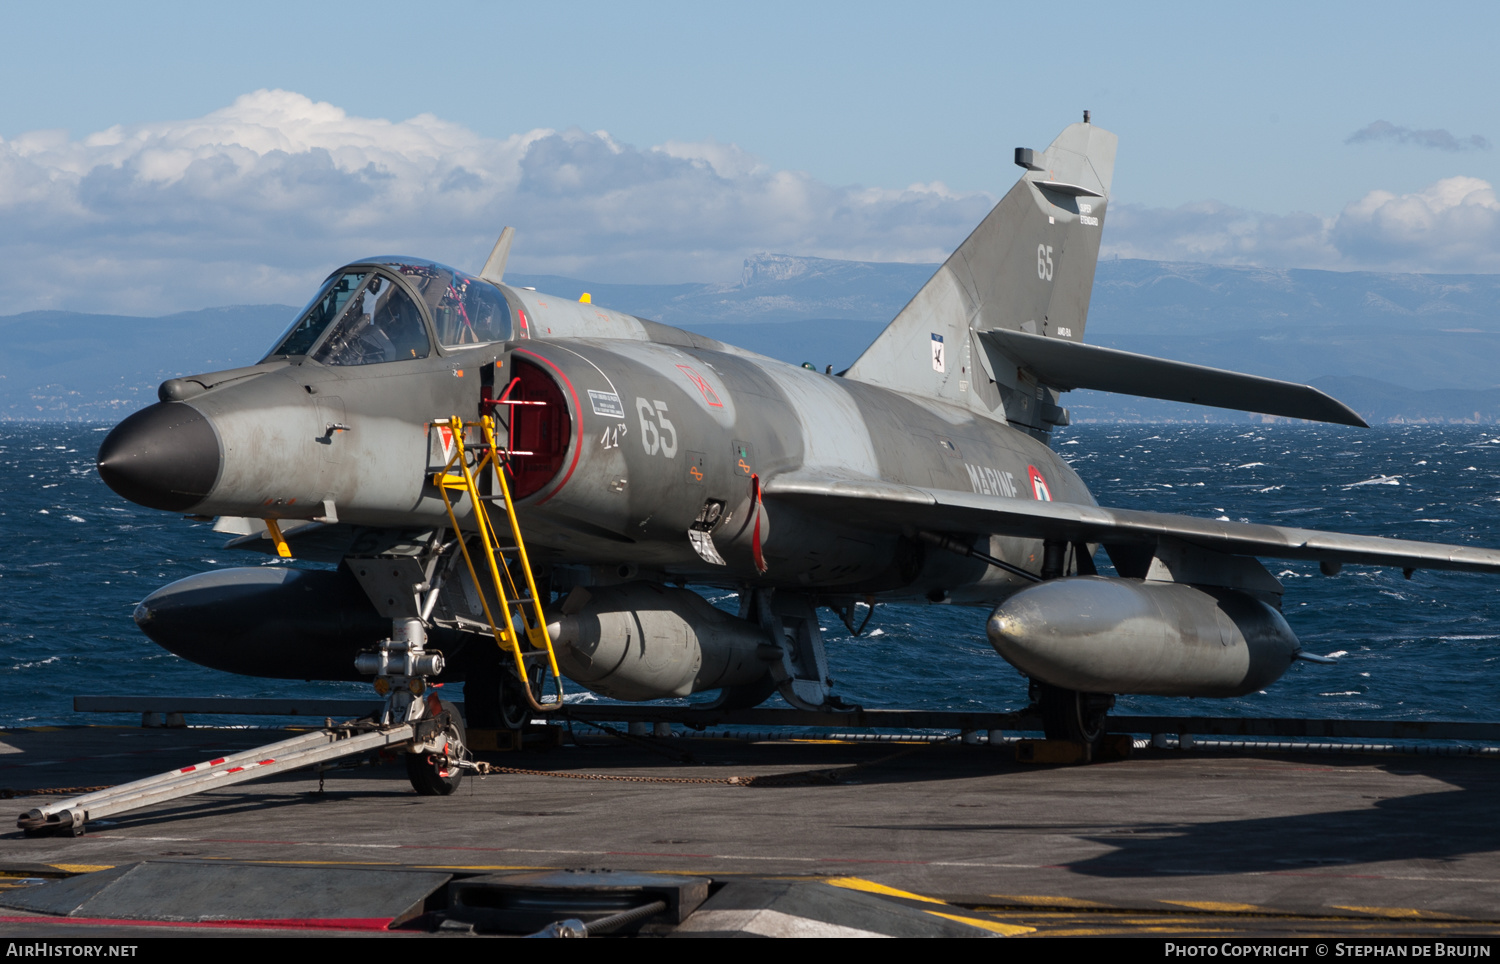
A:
[16, 701, 470, 837]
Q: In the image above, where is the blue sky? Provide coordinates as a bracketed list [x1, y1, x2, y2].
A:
[3, 1, 1498, 313]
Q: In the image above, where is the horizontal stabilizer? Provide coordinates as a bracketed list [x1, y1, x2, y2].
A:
[763, 475, 1500, 575]
[980, 328, 1368, 427]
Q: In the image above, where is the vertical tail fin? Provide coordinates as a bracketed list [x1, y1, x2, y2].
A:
[844, 120, 1116, 436]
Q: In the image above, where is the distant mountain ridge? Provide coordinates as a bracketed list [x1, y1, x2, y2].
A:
[510, 254, 1500, 334]
[5, 256, 1500, 422]
[508, 252, 938, 326]
[1090, 259, 1500, 334]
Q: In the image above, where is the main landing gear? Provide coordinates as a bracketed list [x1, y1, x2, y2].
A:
[1031, 680, 1115, 746]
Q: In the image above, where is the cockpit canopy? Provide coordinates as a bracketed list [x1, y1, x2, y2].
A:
[265, 257, 513, 365]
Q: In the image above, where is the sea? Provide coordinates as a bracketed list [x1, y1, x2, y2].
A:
[3, 421, 1499, 730]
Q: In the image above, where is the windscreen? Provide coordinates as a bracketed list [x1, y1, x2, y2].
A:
[313, 274, 430, 366]
[268, 271, 367, 357]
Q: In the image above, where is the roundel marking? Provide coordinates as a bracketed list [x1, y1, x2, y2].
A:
[1028, 465, 1052, 501]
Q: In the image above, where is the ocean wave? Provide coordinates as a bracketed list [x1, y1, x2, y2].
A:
[11, 656, 60, 670]
[1344, 475, 1401, 488]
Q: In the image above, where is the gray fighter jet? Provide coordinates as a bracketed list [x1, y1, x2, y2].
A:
[98, 117, 1500, 756]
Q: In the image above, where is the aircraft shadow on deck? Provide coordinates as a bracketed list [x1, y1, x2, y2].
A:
[1065, 762, 1500, 877]
[849, 753, 1500, 877]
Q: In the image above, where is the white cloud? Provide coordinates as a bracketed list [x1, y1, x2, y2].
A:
[0, 90, 990, 314]
[1105, 176, 1500, 273]
[1103, 201, 1337, 268]
[656, 138, 768, 179]
[1332, 176, 1500, 270]
[5, 91, 1497, 316]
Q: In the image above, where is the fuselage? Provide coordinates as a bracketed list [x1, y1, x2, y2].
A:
[99, 257, 1093, 605]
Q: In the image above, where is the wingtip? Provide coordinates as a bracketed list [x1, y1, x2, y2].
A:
[1334, 403, 1370, 428]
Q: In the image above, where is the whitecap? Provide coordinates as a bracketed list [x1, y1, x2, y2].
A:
[868, 628, 886, 636]
[1325, 650, 1349, 658]
[1236, 462, 1266, 469]
[1344, 475, 1401, 488]
[65, 515, 85, 523]
[11, 656, 60, 670]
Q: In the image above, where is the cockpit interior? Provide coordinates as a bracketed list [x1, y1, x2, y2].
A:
[265, 258, 513, 365]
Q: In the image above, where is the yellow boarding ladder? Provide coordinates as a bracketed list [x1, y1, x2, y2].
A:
[431, 415, 563, 713]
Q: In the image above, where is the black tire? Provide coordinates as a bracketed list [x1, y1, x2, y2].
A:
[1035, 682, 1112, 745]
[708, 673, 778, 711]
[499, 664, 544, 730]
[407, 698, 467, 796]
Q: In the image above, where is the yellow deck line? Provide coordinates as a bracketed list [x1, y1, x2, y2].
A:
[825, 875, 947, 905]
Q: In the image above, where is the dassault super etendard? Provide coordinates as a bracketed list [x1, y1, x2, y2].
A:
[97, 116, 1500, 752]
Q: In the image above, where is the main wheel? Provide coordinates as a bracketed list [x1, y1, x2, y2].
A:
[707, 673, 778, 711]
[498, 664, 544, 730]
[406, 698, 467, 796]
[1034, 682, 1113, 745]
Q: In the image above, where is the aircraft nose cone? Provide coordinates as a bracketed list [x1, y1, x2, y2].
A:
[97, 402, 221, 511]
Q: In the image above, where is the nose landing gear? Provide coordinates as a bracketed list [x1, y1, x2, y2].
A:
[406, 697, 469, 796]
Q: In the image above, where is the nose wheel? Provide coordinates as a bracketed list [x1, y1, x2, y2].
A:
[406, 698, 468, 796]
